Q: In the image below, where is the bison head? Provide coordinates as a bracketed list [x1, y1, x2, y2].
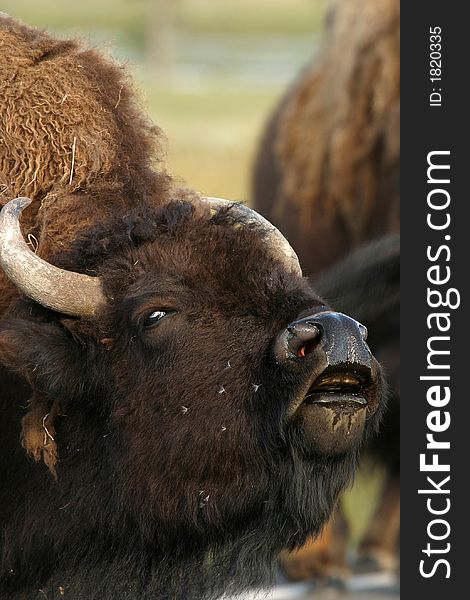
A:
[0, 197, 384, 596]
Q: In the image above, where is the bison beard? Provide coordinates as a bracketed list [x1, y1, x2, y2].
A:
[0, 15, 384, 600]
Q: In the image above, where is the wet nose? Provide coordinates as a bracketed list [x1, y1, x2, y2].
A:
[274, 311, 371, 368]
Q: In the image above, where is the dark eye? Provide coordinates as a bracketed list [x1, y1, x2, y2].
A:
[142, 310, 170, 328]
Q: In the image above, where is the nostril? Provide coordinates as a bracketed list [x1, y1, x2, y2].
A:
[296, 338, 318, 358]
[275, 311, 370, 366]
[288, 322, 321, 358]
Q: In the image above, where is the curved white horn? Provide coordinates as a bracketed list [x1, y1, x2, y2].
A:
[202, 197, 302, 276]
[0, 197, 106, 317]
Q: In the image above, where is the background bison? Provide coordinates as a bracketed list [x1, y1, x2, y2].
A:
[252, 0, 400, 580]
[0, 16, 384, 599]
[253, 0, 399, 275]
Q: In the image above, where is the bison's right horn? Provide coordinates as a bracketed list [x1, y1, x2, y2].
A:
[202, 197, 302, 276]
[0, 197, 106, 317]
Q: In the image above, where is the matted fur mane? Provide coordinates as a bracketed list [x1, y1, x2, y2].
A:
[0, 14, 196, 315]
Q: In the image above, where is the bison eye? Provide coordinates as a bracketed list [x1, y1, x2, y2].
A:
[143, 310, 170, 328]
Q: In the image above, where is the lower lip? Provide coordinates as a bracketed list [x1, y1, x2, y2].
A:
[304, 392, 367, 408]
[293, 393, 368, 455]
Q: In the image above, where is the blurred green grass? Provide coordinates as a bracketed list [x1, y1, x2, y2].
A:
[343, 463, 385, 548]
[2, 0, 325, 34]
[142, 82, 281, 200]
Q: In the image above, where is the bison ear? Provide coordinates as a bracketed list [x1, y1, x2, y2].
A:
[0, 328, 62, 477]
[0, 314, 84, 393]
[1, 313, 107, 476]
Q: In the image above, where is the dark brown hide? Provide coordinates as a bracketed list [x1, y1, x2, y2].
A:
[252, 0, 400, 274]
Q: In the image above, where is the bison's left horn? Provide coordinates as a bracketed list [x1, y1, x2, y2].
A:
[0, 197, 106, 317]
[202, 197, 302, 276]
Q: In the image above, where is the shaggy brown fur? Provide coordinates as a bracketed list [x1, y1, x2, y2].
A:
[253, 0, 400, 274]
[20, 391, 60, 477]
[0, 14, 194, 472]
[0, 14, 179, 314]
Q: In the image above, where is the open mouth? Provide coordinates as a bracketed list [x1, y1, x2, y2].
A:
[301, 367, 370, 408]
[289, 365, 375, 456]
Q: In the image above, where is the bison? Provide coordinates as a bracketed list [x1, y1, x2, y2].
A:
[0, 16, 384, 600]
[252, 0, 400, 275]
